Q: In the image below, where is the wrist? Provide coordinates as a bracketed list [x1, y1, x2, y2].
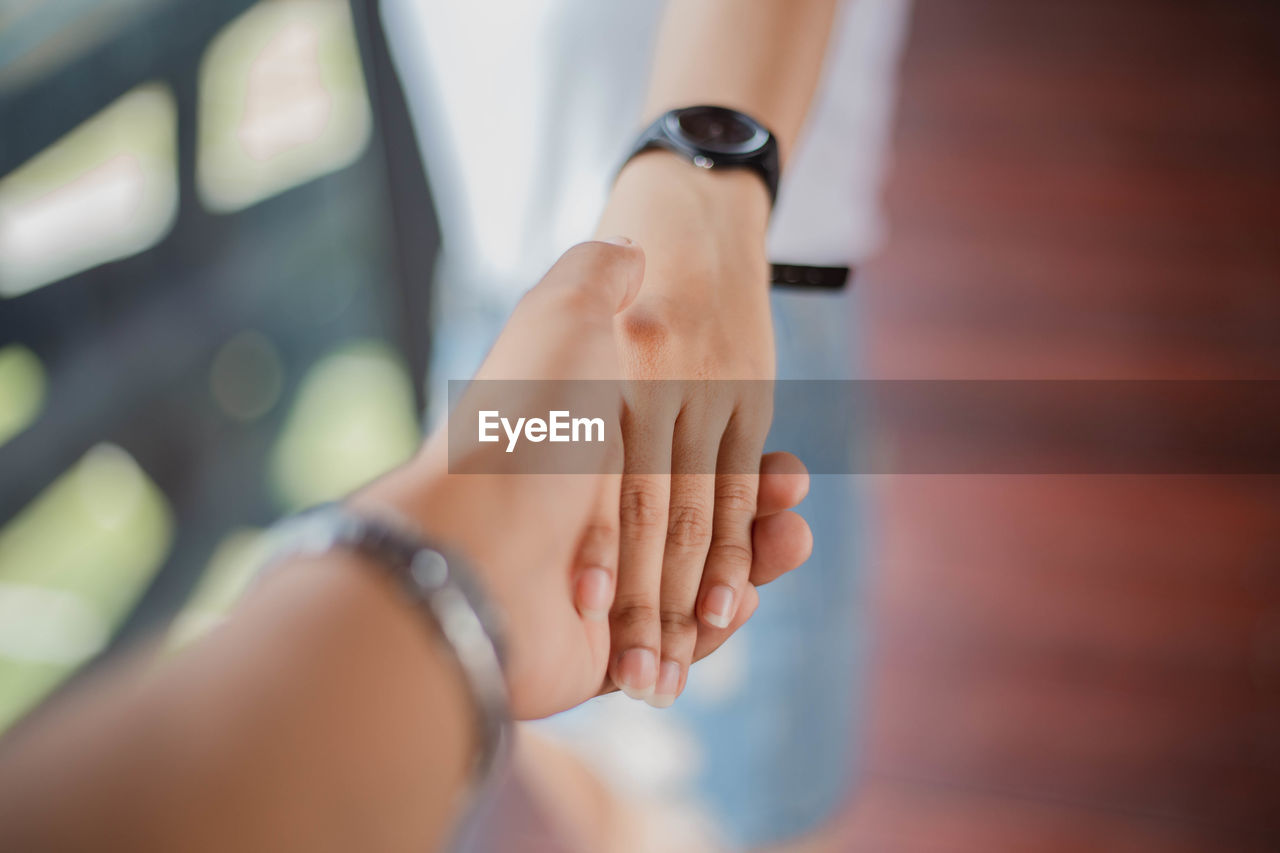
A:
[615, 150, 771, 227]
[269, 498, 511, 781]
[355, 452, 488, 556]
[351, 460, 519, 627]
[601, 152, 770, 293]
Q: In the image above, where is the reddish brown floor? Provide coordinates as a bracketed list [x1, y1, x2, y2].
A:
[848, 0, 1280, 850]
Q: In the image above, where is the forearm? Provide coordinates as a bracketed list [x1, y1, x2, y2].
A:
[643, 0, 838, 163]
[0, 554, 474, 853]
[600, 0, 837, 301]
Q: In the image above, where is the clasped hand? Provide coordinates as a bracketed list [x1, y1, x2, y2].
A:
[360, 240, 810, 719]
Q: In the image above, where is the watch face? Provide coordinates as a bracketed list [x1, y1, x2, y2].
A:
[669, 106, 768, 155]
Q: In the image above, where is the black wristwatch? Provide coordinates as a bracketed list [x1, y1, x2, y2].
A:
[628, 105, 782, 205]
[622, 105, 851, 291]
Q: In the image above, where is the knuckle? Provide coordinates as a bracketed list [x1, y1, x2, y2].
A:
[714, 478, 758, 515]
[707, 537, 754, 572]
[610, 599, 659, 633]
[659, 608, 699, 637]
[751, 396, 775, 424]
[584, 517, 620, 540]
[666, 503, 712, 549]
[617, 307, 672, 351]
[732, 396, 775, 433]
[619, 481, 666, 531]
[576, 519, 618, 566]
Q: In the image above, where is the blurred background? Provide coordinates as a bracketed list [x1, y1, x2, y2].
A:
[0, 0, 436, 730]
[1, 0, 1278, 850]
[852, 1, 1279, 849]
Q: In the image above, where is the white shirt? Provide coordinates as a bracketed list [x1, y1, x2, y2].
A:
[381, 0, 911, 302]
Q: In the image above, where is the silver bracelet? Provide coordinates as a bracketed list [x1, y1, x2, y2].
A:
[262, 504, 511, 793]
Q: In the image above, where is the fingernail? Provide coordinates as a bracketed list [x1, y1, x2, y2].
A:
[602, 235, 633, 246]
[615, 648, 657, 700]
[702, 585, 735, 629]
[577, 568, 612, 621]
[648, 660, 681, 709]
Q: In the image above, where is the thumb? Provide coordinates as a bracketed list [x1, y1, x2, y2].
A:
[530, 238, 645, 319]
[473, 239, 644, 383]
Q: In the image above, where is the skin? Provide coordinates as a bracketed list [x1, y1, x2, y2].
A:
[0, 241, 813, 851]
[593, 0, 839, 705]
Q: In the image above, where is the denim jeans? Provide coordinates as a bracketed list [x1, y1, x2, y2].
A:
[675, 288, 867, 846]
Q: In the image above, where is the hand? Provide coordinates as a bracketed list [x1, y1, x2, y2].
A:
[357, 240, 811, 719]
[592, 153, 784, 706]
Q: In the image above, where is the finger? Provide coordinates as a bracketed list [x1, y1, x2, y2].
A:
[615, 449, 806, 700]
[598, 572, 767, 700]
[686, 508, 813, 667]
[652, 412, 723, 708]
[696, 416, 767, 630]
[749, 509, 813, 587]
[683, 509, 814, 668]
[690, 582, 760, 664]
[573, 442, 623, 622]
[756, 451, 810, 517]
[609, 398, 675, 702]
[569, 452, 623, 693]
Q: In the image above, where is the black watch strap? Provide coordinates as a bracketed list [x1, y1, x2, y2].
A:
[770, 263, 854, 290]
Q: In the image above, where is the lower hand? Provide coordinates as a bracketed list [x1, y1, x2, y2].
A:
[358, 240, 810, 719]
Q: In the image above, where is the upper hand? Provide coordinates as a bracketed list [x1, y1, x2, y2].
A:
[592, 153, 797, 706]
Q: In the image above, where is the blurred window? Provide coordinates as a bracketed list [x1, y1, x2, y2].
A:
[0, 344, 46, 448]
[0, 0, 436, 737]
[0, 444, 173, 729]
[0, 82, 178, 297]
[197, 0, 372, 212]
[0, 0, 171, 96]
[268, 340, 420, 511]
